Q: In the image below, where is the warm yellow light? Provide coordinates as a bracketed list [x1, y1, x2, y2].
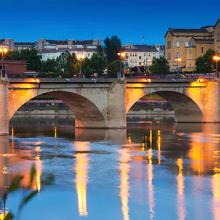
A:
[213, 55, 220, 62]
[75, 142, 89, 217]
[175, 57, 182, 62]
[77, 54, 85, 61]
[118, 52, 126, 59]
[35, 79, 40, 83]
[0, 47, 9, 54]
[0, 211, 9, 220]
[3, 48, 8, 54]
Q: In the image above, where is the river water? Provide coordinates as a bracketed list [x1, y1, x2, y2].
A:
[1, 117, 220, 220]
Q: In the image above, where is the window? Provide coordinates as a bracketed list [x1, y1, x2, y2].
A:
[185, 42, 189, 47]
[139, 56, 142, 59]
[201, 47, 204, 54]
[176, 41, 180, 48]
[167, 53, 171, 60]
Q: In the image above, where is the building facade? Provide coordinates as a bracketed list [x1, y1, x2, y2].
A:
[165, 27, 214, 72]
[37, 39, 100, 61]
[40, 48, 97, 61]
[214, 19, 220, 53]
[37, 39, 100, 50]
[165, 18, 220, 72]
[123, 44, 162, 68]
[3, 60, 27, 76]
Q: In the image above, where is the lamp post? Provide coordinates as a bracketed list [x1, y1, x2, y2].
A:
[213, 55, 220, 78]
[0, 47, 9, 79]
[117, 52, 126, 80]
[76, 54, 85, 78]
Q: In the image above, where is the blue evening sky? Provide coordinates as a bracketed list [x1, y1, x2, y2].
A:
[0, 0, 219, 44]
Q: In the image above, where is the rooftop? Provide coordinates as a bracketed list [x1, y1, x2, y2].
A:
[40, 47, 98, 54]
[123, 44, 158, 52]
[44, 39, 99, 46]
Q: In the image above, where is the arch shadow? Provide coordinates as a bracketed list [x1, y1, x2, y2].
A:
[9, 91, 106, 128]
[127, 91, 203, 123]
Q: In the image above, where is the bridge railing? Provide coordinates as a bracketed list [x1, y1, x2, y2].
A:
[126, 72, 217, 80]
[8, 73, 218, 83]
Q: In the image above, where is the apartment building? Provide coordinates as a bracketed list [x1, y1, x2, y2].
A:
[40, 48, 97, 61]
[123, 44, 162, 68]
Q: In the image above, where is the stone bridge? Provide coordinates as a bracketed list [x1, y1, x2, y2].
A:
[0, 78, 220, 135]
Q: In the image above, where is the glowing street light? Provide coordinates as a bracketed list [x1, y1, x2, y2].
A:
[175, 57, 182, 75]
[213, 55, 220, 77]
[76, 54, 85, 78]
[0, 47, 9, 79]
[117, 52, 126, 80]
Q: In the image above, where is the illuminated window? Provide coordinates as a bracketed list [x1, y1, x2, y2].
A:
[176, 41, 180, 48]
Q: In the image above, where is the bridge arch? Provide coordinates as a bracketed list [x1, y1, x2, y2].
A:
[126, 89, 203, 122]
[8, 90, 106, 128]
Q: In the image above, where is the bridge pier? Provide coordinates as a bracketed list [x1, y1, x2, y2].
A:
[0, 81, 9, 135]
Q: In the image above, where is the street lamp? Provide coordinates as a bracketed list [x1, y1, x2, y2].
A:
[117, 52, 126, 79]
[213, 55, 220, 77]
[175, 57, 182, 75]
[76, 54, 85, 78]
[0, 47, 9, 79]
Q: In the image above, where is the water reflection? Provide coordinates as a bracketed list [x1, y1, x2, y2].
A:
[74, 142, 90, 217]
[157, 129, 161, 165]
[34, 146, 42, 192]
[119, 147, 131, 220]
[4, 117, 220, 220]
[0, 137, 9, 217]
[176, 158, 185, 220]
[147, 147, 154, 220]
[212, 171, 220, 220]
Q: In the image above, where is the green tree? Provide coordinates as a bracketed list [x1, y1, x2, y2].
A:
[40, 59, 59, 77]
[56, 51, 78, 77]
[82, 57, 93, 77]
[7, 49, 42, 71]
[149, 57, 170, 74]
[107, 60, 121, 76]
[90, 54, 107, 75]
[104, 36, 122, 63]
[196, 49, 215, 73]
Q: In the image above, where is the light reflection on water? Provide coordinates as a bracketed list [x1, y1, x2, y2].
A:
[0, 118, 220, 219]
[74, 141, 89, 217]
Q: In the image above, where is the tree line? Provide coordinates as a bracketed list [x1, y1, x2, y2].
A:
[5, 36, 218, 77]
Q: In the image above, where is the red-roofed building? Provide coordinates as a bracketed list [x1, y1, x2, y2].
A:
[2, 60, 27, 77]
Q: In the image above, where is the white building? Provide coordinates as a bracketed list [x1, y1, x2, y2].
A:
[37, 39, 100, 61]
[37, 39, 100, 51]
[123, 45, 163, 68]
[40, 48, 97, 61]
